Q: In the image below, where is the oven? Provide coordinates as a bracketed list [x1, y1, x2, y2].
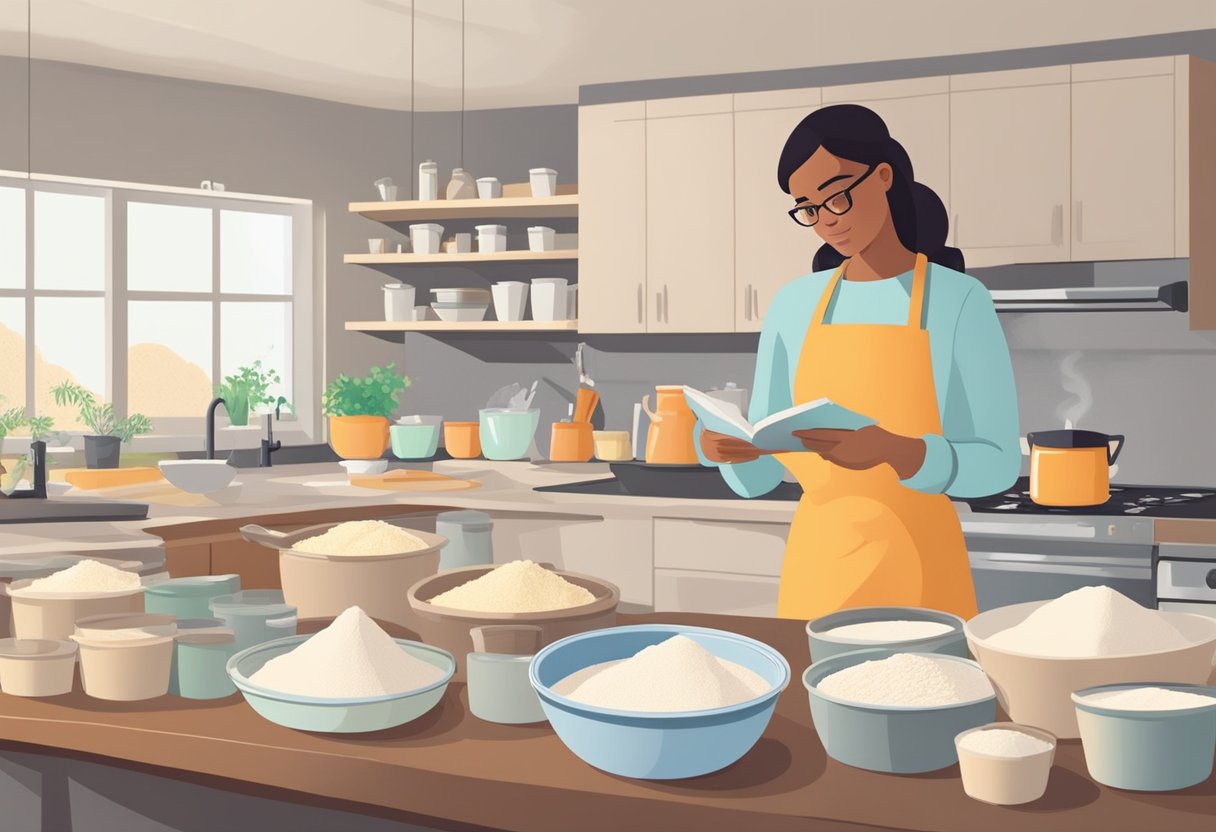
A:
[961, 514, 1157, 611]
[1156, 543, 1216, 620]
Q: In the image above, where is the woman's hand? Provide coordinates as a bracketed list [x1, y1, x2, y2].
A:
[700, 430, 771, 464]
[793, 426, 926, 479]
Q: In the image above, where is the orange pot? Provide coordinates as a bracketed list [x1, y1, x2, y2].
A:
[1028, 429, 1125, 507]
[444, 422, 482, 459]
[550, 421, 594, 462]
[328, 415, 390, 460]
[643, 385, 699, 464]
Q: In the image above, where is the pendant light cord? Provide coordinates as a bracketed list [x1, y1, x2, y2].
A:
[410, 0, 415, 198]
[460, 0, 465, 169]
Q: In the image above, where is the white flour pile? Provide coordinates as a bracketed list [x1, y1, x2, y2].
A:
[1081, 686, 1216, 711]
[552, 635, 771, 712]
[249, 606, 445, 698]
[427, 560, 595, 613]
[985, 586, 1192, 657]
[22, 559, 141, 594]
[824, 620, 954, 642]
[959, 728, 1053, 757]
[817, 654, 993, 707]
[291, 520, 429, 557]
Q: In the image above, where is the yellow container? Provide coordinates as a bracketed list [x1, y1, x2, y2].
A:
[72, 634, 174, 701]
[328, 415, 390, 460]
[550, 421, 594, 462]
[955, 722, 1057, 805]
[0, 638, 78, 697]
[592, 430, 633, 461]
[444, 421, 482, 459]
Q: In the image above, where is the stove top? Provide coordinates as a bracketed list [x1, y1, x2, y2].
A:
[966, 478, 1216, 519]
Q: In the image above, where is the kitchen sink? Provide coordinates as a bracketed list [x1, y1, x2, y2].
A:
[0, 498, 149, 524]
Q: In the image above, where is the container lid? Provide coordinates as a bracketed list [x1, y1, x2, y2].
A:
[527, 226, 554, 233]
[531, 278, 568, 285]
[476, 177, 499, 183]
[420, 159, 436, 167]
[431, 286, 491, 297]
[75, 613, 176, 633]
[383, 283, 414, 291]
[176, 617, 227, 631]
[70, 633, 173, 649]
[529, 168, 557, 175]
[175, 632, 236, 646]
[1027, 429, 1115, 449]
[209, 590, 295, 617]
[474, 224, 507, 234]
[144, 574, 240, 598]
[409, 223, 444, 232]
[0, 554, 142, 581]
[0, 638, 77, 660]
[436, 510, 492, 530]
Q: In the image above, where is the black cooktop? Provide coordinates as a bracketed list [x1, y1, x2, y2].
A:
[534, 477, 804, 501]
[966, 477, 1216, 519]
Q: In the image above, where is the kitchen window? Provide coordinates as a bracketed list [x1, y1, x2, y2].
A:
[0, 173, 315, 450]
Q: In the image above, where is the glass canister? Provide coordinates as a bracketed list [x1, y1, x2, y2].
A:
[208, 591, 297, 653]
[467, 625, 547, 724]
[435, 510, 493, 570]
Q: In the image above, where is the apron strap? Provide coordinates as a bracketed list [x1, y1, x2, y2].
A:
[907, 252, 929, 330]
[810, 263, 848, 327]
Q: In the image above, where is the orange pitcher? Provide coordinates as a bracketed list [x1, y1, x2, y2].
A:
[642, 385, 699, 464]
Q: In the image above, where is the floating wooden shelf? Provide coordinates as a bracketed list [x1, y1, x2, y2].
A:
[346, 320, 579, 333]
[350, 193, 579, 222]
[344, 250, 578, 265]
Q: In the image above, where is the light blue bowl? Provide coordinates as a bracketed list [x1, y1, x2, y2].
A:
[530, 624, 790, 779]
[390, 424, 440, 459]
[803, 648, 997, 773]
[1072, 682, 1216, 791]
[479, 409, 540, 460]
[807, 606, 967, 664]
[145, 574, 241, 620]
[208, 591, 297, 653]
[227, 635, 455, 733]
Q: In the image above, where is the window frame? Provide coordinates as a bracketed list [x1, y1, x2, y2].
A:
[0, 171, 317, 452]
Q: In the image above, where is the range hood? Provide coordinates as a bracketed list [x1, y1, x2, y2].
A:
[990, 281, 1188, 313]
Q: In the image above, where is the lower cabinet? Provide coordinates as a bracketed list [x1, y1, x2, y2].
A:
[654, 570, 781, 617]
[652, 517, 789, 616]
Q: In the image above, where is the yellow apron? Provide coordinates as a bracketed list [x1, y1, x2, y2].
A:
[774, 253, 977, 620]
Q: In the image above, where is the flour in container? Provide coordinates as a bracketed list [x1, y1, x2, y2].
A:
[1081, 686, 1216, 711]
[291, 520, 429, 557]
[552, 635, 771, 712]
[985, 586, 1192, 658]
[958, 728, 1053, 757]
[426, 560, 595, 613]
[823, 620, 954, 642]
[817, 653, 993, 707]
[21, 559, 141, 594]
[248, 606, 445, 698]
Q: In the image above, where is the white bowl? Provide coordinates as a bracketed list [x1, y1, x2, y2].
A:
[431, 287, 491, 304]
[432, 303, 489, 323]
[339, 459, 388, 476]
[159, 460, 238, 494]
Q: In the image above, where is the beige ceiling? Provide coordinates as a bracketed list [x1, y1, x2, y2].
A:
[0, 0, 1213, 110]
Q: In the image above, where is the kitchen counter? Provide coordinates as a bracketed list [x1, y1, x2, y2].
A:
[0, 611, 1211, 832]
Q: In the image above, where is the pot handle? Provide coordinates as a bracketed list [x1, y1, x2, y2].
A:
[470, 624, 544, 656]
[238, 523, 289, 549]
[642, 394, 658, 422]
[1024, 432, 1036, 454]
[1107, 435, 1125, 466]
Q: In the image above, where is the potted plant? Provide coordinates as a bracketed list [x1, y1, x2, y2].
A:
[51, 382, 153, 469]
[321, 363, 408, 459]
[214, 361, 289, 427]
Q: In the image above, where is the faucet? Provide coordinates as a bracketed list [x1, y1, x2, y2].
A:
[260, 408, 282, 468]
[205, 397, 227, 460]
[1, 441, 46, 499]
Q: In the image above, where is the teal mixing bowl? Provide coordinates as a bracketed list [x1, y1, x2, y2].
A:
[145, 574, 241, 620]
[390, 424, 440, 459]
[530, 624, 790, 779]
[1072, 682, 1216, 791]
[803, 648, 997, 773]
[227, 634, 455, 733]
[807, 606, 967, 664]
[479, 409, 539, 460]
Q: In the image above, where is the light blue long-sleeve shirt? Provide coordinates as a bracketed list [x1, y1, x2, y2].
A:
[700, 263, 1021, 499]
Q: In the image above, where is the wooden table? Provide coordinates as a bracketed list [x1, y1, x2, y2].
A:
[0, 613, 1212, 832]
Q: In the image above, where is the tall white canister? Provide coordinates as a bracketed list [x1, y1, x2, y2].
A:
[384, 283, 416, 322]
[435, 511, 494, 570]
[419, 160, 439, 201]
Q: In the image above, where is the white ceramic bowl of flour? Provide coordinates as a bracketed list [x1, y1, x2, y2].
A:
[965, 591, 1216, 739]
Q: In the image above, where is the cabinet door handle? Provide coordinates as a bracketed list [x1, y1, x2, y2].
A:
[637, 283, 644, 324]
[752, 286, 760, 319]
[663, 284, 670, 323]
[655, 291, 663, 324]
[1074, 200, 1084, 243]
[1052, 204, 1064, 246]
[744, 283, 753, 320]
[952, 213, 960, 247]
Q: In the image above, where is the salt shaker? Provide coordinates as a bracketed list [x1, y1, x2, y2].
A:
[418, 160, 438, 201]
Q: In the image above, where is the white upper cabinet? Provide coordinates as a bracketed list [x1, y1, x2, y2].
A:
[1071, 58, 1177, 261]
[733, 88, 820, 332]
[646, 95, 735, 333]
[949, 66, 1072, 267]
[577, 101, 647, 333]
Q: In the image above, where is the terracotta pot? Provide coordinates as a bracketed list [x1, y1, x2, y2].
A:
[328, 415, 390, 460]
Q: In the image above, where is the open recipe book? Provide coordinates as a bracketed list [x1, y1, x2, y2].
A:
[684, 386, 876, 453]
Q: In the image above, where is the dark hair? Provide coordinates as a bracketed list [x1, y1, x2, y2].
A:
[777, 104, 964, 273]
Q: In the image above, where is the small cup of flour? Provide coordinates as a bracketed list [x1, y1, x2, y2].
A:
[954, 722, 1057, 805]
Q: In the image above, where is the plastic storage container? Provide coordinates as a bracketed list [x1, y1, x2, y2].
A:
[529, 168, 557, 197]
[390, 423, 441, 459]
[6, 579, 145, 641]
[144, 574, 241, 620]
[479, 409, 540, 460]
[527, 226, 555, 252]
[435, 511, 493, 570]
[476, 177, 501, 199]
[172, 632, 238, 699]
[0, 638, 77, 697]
[1072, 682, 1216, 791]
[72, 634, 174, 701]
[383, 284, 416, 322]
[592, 430, 632, 461]
[806, 606, 968, 664]
[444, 422, 482, 459]
[74, 613, 177, 641]
[476, 224, 508, 254]
[550, 421, 594, 462]
[530, 278, 569, 321]
[418, 160, 438, 201]
[208, 591, 298, 653]
[955, 722, 1057, 805]
[467, 625, 546, 724]
[409, 223, 444, 255]
[491, 281, 529, 322]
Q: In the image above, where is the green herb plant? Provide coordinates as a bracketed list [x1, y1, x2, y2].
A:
[214, 361, 290, 425]
[322, 363, 409, 419]
[51, 381, 154, 443]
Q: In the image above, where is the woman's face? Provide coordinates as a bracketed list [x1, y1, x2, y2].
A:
[787, 148, 893, 258]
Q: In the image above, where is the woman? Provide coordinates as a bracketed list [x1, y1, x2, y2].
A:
[700, 104, 1020, 621]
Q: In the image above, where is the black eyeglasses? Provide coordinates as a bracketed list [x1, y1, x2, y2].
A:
[787, 165, 877, 227]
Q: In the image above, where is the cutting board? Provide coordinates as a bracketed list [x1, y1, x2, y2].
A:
[348, 469, 480, 493]
[68, 478, 242, 507]
[61, 467, 163, 490]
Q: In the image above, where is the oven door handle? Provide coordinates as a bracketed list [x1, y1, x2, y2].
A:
[968, 550, 1149, 569]
[969, 560, 1150, 580]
